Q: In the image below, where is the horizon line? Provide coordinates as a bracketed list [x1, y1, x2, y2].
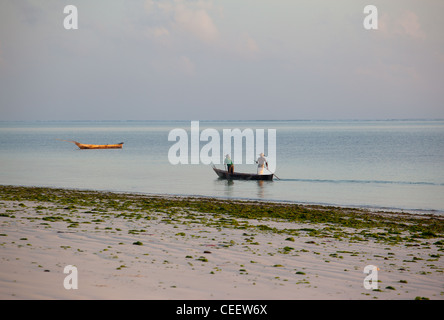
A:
[1, 118, 444, 122]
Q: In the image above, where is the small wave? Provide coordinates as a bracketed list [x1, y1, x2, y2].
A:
[278, 178, 444, 186]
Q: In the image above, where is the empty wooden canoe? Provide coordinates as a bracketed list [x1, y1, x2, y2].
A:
[57, 139, 124, 149]
[74, 141, 124, 149]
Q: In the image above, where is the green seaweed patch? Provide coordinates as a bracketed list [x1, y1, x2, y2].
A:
[196, 256, 208, 262]
[278, 246, 294, 254]
[295, 271, 306, 275]
[1, 185, 443, 245]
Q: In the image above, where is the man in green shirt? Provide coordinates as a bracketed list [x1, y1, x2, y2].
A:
[224, 154, 234, 173]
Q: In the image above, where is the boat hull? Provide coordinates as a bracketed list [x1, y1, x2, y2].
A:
[57, 139, 124, 149]
[213, 167, 273, 181]
[75, 142, 123, 149]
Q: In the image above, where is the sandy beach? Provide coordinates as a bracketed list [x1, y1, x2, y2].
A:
[0, 185, 443, 300]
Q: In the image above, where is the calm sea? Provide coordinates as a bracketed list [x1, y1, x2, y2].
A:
[1, 120, 443, 215]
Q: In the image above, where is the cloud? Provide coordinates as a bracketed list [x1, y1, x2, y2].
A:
[396, 11, 425, 39]
[379, 11, 425, 39]
[226, 33, 260, 59]
[177, 55, 195, 75]
[145, 26, 170, 39]
[174, 5, 218, 42]
[141, 0, 263, 62]
[144, 0, 218, 43]
[242, 34, 259, 55]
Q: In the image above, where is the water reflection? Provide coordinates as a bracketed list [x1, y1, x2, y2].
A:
[213, 177, 276, 200]
[213, 178, 235, 198]
[256, 180, 275, 199]
[257, 180, 264, 198]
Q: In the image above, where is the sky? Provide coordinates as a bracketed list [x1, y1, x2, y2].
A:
[0, 0, 443, 121]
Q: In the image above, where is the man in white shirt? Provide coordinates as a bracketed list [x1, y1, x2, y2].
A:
[256, 153, 268, 174]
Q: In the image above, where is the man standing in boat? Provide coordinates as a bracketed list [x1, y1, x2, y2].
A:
[256, 153, 268, 175]
[224, 154, 234, 173]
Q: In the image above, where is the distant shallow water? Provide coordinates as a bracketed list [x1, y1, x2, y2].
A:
[1, 120, 443, 215]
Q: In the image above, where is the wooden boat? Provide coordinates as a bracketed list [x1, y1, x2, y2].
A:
[73, 141, 124, 149]
[58, 139, 124, 149]
[212, 166, 273, 181]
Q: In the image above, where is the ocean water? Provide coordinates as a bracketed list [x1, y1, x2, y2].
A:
[0, 120, 443, 215]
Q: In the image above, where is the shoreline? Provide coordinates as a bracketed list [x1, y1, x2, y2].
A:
[2, 183, 443, 218]
[1, 185, 443, 300]
[103, 189, 444, 217]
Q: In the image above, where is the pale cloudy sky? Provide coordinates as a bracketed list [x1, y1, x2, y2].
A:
[0, 0, 443, 120]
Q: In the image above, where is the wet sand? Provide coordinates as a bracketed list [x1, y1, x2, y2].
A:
[0, 185, 443, 300]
